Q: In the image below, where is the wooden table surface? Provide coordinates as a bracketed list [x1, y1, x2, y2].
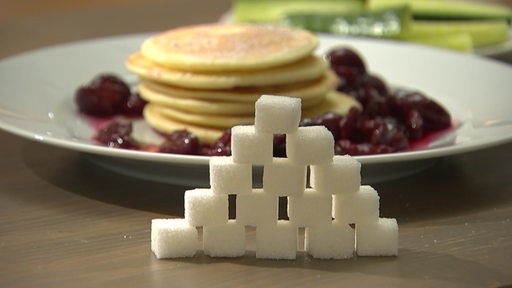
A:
[1, 0, 512, 287]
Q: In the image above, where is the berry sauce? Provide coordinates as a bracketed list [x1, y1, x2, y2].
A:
[76, 47, 455, 157]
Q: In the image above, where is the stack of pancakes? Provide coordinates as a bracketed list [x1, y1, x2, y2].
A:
[126, 23, 359, 143]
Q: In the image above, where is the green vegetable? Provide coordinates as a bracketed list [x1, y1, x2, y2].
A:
[368, 0, 512, 20]
[281, 4, 510, 52]
[232, 0, 511, 52]
[398, 32, 473, 52]
[233, 0, 365, 23]
[401, 19, 510, 48]
[281, 5, 411, 37]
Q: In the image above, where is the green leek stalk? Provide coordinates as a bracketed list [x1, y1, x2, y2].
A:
[233, 0, 365, 23]
[402, 19, 510, 48]
[282, 5, 411, 37]
[367, 0, 512, 20]
[400, 32, 473, 52]
[282, 5, 509, 51]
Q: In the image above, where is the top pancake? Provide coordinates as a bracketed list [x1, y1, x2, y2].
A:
[126, 52, 328, 89]
[140, 23, 319, 72]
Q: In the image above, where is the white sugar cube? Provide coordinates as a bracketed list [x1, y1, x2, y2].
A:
[185, 189, 228, 227]
[236, 189, 278, 226]
[209, 156, 252, 195]
[356, 218, 398, 256]
[263, 158, 306, 197]
[288, 188, 332, 228]
[255, 95, 301, 134]
[231, 125, 273, 165]
[203, 220, 246, 258]
[333, 185, 379, 224]
[151, 219, 198, 259]
[256, 220, 298, 260]
[310, 155, 361, 195]
[305, 220, 355, 259]
[286, 126, 334, 165]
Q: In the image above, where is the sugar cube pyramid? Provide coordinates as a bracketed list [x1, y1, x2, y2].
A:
[151, 95, 398, 260]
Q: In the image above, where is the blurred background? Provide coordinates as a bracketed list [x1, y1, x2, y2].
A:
[1, 0, 511, 61]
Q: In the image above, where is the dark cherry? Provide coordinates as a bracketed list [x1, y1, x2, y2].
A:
[75, 74, 131, 117]
[381, 118, 409, 151]
[325, 47, 367, 75]
[335, 140, 394, 156]
[389, 90, 451, 133]
[204, 129, 232, 156]
[199, 143, 215, 156]
[350, 86, 389, 117]
[206, 145, 232, 156]
[332, 66, 360, 91]
[160, 130, 200, 155]
[273, 134, 287, 157]
[358, 117, 386, 143]
[317, 112, 343, 141]
[299, 117, 321, 127]
[84, 46, 452, 157]
[338, 107, 361, 141]
[413, 98, 451, 132]
[358, 117, 408, 150]
[404, 109, 424, 139]
[358, 74, 389, 97]
[96, 120, 137, 149]
[328, 47, 368, 93]
[123, 92, 148, 116]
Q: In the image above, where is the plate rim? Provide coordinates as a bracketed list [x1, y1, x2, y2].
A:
[1, 32, 512, 167]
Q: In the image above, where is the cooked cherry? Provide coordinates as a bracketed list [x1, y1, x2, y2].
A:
[359, 117, 408, 150]
[359, 117, 385, 143]
[325, 47, 367, 75]
[332, 66, 360, 91]
[75, 74, 131, 117]
[390, 90, 451, 133]
[415, 99, 451, 131]
[96, 120, 137, 149]
[160, 130, 200, 155]
[382, 118, 409, 150]
[204, 129, 232, 156]
[199, 143, 215, 156]
[358, 74, 389, 97]
[404, 109, 424, 139]
[335, 140, 394, 156]
[349, 86, 389, 117]
[205, 144, 232, 156]
[123, 92, 148, 116]
[84, 46, 452, 157]
[299, 117, 321, 127]
[318, 112, 343, 140]
[338, 107, 361, 141]
[273, 134, 287, 157]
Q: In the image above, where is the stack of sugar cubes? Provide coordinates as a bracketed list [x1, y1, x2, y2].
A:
[151, 95, 398, 260]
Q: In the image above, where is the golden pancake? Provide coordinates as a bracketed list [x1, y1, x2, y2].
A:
[144, 104, 225, 143]
[138, 85, 255, 116]
[140, 23, 319, 72]
[126, 52, 328, 89]
[138, 70, 338, 112]
[131, 23, 355, 144]
[143, 92, 361, 133]
[302, 91, 362, 118]
[147, 103, 254, 129]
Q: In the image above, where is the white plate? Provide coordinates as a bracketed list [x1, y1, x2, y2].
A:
[1, 33, 512, 185]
